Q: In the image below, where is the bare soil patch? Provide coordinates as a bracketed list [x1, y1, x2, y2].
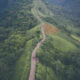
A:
[45, 24, 60, 34]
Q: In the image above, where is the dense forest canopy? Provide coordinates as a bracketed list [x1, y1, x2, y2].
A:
[0, 0, 40, 80]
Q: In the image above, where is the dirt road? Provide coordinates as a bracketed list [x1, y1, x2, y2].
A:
[28, 0, 46, 80]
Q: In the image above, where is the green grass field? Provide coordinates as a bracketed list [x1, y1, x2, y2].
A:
[49, 34, 77, 52]
[71, 34, 80, 42]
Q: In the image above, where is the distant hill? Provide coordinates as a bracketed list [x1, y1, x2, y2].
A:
[0, 0, 16, 11]
[0, 0, 8, 9]
[47, 0, 80, 17]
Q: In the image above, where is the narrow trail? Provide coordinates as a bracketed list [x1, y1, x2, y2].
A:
[28, 0, 46, 80]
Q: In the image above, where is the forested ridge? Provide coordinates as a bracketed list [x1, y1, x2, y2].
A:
[0, 0, 40, 80]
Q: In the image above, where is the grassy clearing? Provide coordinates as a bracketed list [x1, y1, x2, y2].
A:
[49, 34, 77, 52]
[71, 35, 80, 42]
[66, 25, 80, 34]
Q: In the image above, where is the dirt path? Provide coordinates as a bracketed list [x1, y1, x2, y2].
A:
[28, 0, 46, 80]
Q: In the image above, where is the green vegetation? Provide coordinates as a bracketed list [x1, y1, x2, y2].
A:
[35, 0, 53, 18]
[0, 0, 42, 80]
[35, 0, 80, 80]
[36, 34, 80, 80]
[71, 35, 80, 42]
[49, 35, 77, 52]
[13, 24, 42, 80]
[0, 0, 80, 80]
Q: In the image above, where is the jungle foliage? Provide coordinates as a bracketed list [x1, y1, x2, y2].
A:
[0, 0, 41, 80]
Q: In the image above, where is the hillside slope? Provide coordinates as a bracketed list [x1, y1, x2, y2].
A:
[34, 0, 80, 80]
[0, 0, 41, 80]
